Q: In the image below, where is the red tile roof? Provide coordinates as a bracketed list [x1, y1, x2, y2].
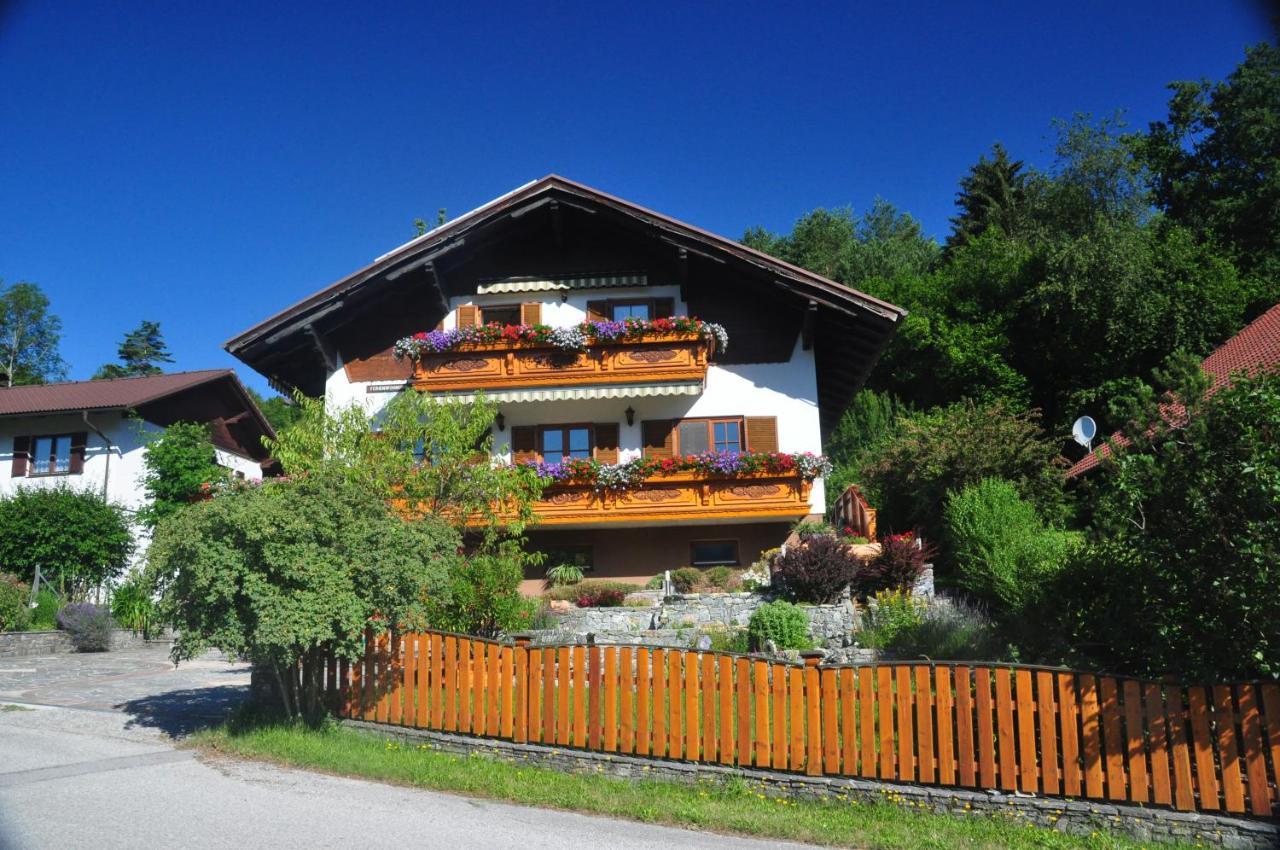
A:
[1067, 303, 1280, 477]
[0, 370, 238, 416]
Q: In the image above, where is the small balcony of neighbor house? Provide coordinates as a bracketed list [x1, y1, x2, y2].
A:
[394, 317, 724, 398]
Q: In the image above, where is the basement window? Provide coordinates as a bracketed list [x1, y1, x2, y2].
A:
[690, 540, 739, 567]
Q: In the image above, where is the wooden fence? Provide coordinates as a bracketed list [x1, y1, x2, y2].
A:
[328, 629, 1280, 818]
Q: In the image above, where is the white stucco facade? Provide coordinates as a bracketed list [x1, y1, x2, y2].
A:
[323, 285, 827, 513]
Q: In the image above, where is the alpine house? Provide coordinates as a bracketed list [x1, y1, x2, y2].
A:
[226, 176, 905, 593]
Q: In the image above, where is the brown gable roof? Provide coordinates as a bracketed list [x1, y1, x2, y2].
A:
[0, 370, 235, 416]
[1067, 303, 1280, 477]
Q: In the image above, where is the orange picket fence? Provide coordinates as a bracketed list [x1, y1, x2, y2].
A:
[327, 629, 1280, 818]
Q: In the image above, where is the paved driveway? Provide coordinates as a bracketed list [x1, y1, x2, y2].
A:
[0, 647, 814, 850]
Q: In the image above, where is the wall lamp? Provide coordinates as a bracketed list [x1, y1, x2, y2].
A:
[625, 406, 635, 426]
[495, 412, 506, 432]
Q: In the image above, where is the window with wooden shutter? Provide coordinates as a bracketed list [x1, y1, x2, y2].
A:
[594, 423, 620, 464]
[653, 297, 675, 318]
[11, 435, 29, 477]
[481, 304, 521, 326]
[456, 304, 479, 328]
[586, 300, 609, 322]
[510, 426, 537, 463]
[520, 302, 542, 325]
[641, 419, 674, 459]
[69, 432, 88, 474]
[745, 416, 779, 453]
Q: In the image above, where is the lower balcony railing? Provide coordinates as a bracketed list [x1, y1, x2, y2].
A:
[529, 470, 813, 526]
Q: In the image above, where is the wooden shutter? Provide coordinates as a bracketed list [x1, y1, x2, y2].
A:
[511, 426, 538, 463]
[69, 432, 88, 474]
[745, 416, 779, 453]
[586, 300, 610, 322]
[456, 305, 479, 328]
[594, 423, 620, 464]
[520, 303, 542, 325]
[10, 435, 29, 477]
[653, 297, 675, 318]
[641, 419, 675, 459]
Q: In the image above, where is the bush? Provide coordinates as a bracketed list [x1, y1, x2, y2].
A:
[544, 563, 585, 589]
[0, 572, 30, 632]
[111, 572, 158, 637]
[544, 580, 637, 603]
[748, 601, 813, 651]
[575, 587, 625, 608]
[429, 546, 535, 638]
[56, 603, 114, 651]
[857, 590, 926, 649]
[854, 533, 930, 598]
[0, 485, 133, 600]
[670, 567, 703, 594]
[703, 627, 750, 653]
[137, 421, 225, 529]
[943, 478, 1077, 618]
[702, 566, 735, 590]
[771, 536, 861, 603]
[792, 519, 836, 539]
[859, 591, 1007, 661]
[643, 574, 665, 590]
[30, 589, 59, 630]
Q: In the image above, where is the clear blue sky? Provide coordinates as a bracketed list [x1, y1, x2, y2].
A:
[0, 1, 1272, 395]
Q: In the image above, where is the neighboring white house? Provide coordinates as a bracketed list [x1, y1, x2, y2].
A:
[225, 175, 905, 592]
[0, 370, 275, 556]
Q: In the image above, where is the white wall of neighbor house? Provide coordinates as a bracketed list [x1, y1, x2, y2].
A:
[325, 287, 828, 513]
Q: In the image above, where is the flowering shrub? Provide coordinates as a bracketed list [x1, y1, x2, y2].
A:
[520, 451, 830, 494]
[393, 316, 729, 360]
[574, 586, 626, 608]
[56, 603, 115, 652]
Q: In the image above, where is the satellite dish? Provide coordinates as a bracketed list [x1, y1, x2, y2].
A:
[1071, 416, 1097, 450]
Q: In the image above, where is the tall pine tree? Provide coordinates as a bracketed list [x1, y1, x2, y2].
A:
[94, 320, 174, 379]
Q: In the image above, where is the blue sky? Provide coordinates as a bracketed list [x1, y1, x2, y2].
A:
[0, 2, 1272, 395]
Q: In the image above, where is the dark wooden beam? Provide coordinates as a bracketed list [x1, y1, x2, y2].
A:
[677, 247, 689, 302]
[305, 323, 337, 373]
[801, 300, 819, 350]
[551, 199, 563, 250]
[424, 262, 450, 314]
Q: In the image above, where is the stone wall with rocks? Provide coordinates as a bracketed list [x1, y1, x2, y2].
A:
[0, 629, 161, 658]
[348, 720, 1279, 850]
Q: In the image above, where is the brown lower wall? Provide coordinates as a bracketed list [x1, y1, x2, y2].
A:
[521, 521, 789, 595]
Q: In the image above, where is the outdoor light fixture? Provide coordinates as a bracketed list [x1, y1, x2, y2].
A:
[495, 412, 506, 432]
[625, 406, 635, 426]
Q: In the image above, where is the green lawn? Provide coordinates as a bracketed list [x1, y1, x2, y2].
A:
[194, 715, 1190, 850]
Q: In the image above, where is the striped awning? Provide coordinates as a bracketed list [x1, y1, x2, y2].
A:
[367, 381, 702, 403]
[475, 273, 647, 295]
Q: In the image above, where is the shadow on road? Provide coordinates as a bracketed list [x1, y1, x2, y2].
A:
[116, 684, 250, 737]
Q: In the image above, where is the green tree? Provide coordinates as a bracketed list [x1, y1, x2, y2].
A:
[137, 422, 225, 529]
[146, 470, 460, 721]
[0, 486, 133, 600]
[1047, 355, 1280, 679]
[1138, 41, 1280, 278]
[946, 143, 1029, 250]
[94, 320, 173, 379]
[0, 280, 66, 387]
[246, 387, 303, 432]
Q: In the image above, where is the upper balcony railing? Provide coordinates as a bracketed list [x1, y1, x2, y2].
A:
[394, 318, 725, 394]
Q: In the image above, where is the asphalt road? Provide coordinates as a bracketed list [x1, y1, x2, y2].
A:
[0, 648, 814, 850]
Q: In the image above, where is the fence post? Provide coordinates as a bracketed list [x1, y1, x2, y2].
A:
[511, 633, 532, 744]
[801, 652, 824, 776]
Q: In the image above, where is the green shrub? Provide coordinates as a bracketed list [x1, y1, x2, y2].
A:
[859, 591, 1007, 661]
[0, 572, 30, 632]
[137, 421, 225, 529]
[703, 627, 750, 653]
[544, 563, 585, 589]
[429, 546, 535, 638]
[643, 574, 665, 590]
[747, 601, 813, 651]
[670, 567, 703, 594]
[858, 590, 927, 649]
[771, 536, 861, 603]
[30, 589, 59, 630]
[544, 580, 637, 603]
[703, 566, 735, 589]
[943, 478, 1078, 618]
[792, 519, 836, 538]
[56, 602, 114, 651]
[111, 572, 158, 637]
[0, 485, 134, 600]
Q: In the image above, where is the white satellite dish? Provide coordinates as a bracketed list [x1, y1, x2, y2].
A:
[1071, 415, 1097, 451]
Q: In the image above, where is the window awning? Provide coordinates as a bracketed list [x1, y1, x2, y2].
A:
[475, 273, 647, 295]
[366, 380, 702, 404]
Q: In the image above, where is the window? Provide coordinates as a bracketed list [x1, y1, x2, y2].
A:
[481, 304, 521, 327]
[540, 425, 591, 463]
[690, 540, 739, 566]
[30, 434, 74, 475]
[541, 545, 594, 571]
[676, 418, 743, 455]
[610, 301, 651, 321]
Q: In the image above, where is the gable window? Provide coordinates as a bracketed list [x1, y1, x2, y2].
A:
[690, 540, 739, 566]
[31, 434, 74, 476]
[540, 425, 591, 464]
[676, 417, 743, 455]
[610, 301, 651, 321]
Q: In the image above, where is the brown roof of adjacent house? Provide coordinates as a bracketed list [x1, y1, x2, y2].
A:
[0, 370, 237, 416]
[1067, 303, 1280, 477]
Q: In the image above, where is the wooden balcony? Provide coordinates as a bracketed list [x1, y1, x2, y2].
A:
[411, 332, 712, 393]
[530, 469, 813, 526]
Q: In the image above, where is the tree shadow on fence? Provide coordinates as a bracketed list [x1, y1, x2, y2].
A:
[116, 684, 251, 738]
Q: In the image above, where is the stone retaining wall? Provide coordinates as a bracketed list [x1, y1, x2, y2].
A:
[346, 720, 1279, 849]
[0, 629, 163, 658]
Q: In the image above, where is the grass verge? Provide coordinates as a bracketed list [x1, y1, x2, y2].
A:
[194, 715, 1192, 850]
